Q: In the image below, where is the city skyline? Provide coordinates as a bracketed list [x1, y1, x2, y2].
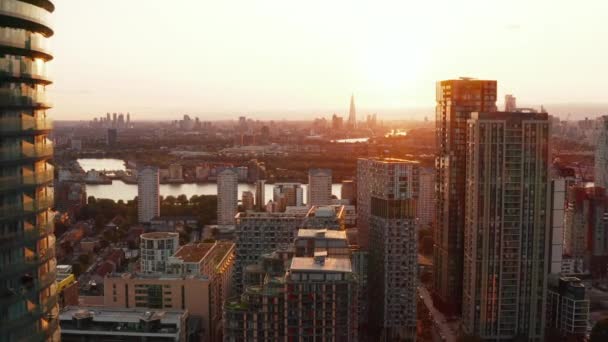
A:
[50, 0, 608, 120]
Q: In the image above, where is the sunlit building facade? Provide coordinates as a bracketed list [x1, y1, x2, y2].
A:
[433, 78, 497, 312]
[0, 0, 59, 340]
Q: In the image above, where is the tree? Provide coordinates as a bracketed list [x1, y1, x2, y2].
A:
[177, 194, 188, 206]
[591, 319, 608, 342]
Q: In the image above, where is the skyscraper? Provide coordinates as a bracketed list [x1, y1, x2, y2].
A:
[254, 179, 265, 210]
[241, 190, 254, 211]
[462, 111, 550, 340]
[357, 158, 419, 340]
[417, 167, 435, 226]
[348, 94, 356, 128]
[434, 78, 497, 312]
[137, 166, 160, 223]
[307, 168, 332, 206]
[595, 116, 608, 189]
[217, 169, 238, 225]
[0, 1, 59, 339]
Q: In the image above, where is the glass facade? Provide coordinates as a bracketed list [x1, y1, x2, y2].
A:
[0, 1, 58, 341]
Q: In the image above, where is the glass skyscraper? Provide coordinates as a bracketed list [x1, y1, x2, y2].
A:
[0, 0, 58, 340]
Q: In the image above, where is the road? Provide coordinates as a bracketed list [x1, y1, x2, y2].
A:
[418, 286, 457, 342]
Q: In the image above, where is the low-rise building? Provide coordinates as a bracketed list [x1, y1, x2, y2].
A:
[59, 306, 191, 342]
[546, 277, 590, 339]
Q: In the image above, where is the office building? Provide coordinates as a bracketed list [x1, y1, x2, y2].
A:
[595, 116, 608, 189]
[504, 94, 517, 111]
[546, 277, 590, 339]
[217, 169, 238, 226]
[232, 211, 305, 294]
[417, 167, 435, 226]
[241, 190, 254, 211]
[273, 182, 304, 210]
[341, 179, 356, 204]
[60, 307, 190, 342]
[462, 111, 550, 340]
[434, 78, 497, 312]
[137, 166, 160, 223]
[140, 232, 179, 274]
[348, 94, 357, 128]
[357, 158, 419, 340]
[0, 1, 59, 339]
[307, 168, 332, 206]
[254, 179, 265, 209]
[564, 185, 608, 274]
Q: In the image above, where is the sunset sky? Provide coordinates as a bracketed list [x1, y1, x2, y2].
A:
[50, 0, 608, 120]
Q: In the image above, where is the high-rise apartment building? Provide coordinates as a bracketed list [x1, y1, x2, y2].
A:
[462, 111, 550, 340]
[417, 167, 435, 226]
[357, 158, 419, 340]
[140, 232, 179, 274]
[0, 1, 59, 339]
[168, 163, 183, 181]
[563, 185, 608, 274]
[595, 116, 608, 189]
[254, 179, 265, 210]
[217, 169, 238, 226]
[434, 78, 497, 312]
[137, 166, 160, 223]
[307, 168, 332, 206]
[232, 212, 305, 294]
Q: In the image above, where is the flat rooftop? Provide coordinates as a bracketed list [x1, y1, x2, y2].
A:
[360, 157, 420, 164]
[173, 243, 214, 263]
[297, 229, 346, 240]
[60, 306, 185, 324]
[290, 257, 352, 273]
[141, 232, 179, 239]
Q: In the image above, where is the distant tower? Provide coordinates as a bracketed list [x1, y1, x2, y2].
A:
[138, 166, 160, 223]
[595, 116, 608, 188]
[505, 94, 517, 111]
[348, 94, 357, 128]
[217, 169, 238, 225]
[307, 169, 332, 206]
[126, 112, 131, 126]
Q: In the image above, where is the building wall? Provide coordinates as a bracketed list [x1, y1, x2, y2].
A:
[0, 1, 59, 340]
[307, 169, 332, 206]
[595, 116, 608, 189]
[433, 79, 497, 311]
[462, 113, 550, 340]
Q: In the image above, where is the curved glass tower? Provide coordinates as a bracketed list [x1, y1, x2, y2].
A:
[0, 0, 59, 340]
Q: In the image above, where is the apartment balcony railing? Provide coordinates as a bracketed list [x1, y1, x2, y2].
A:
[0, 116, 52, 133]
[0, 169, 53, 192]
[0, 143, 53, 162]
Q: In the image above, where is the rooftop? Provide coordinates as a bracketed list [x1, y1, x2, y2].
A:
[290, 257, 352, 273]
[297, 229, 347, 240]
[360, 157, 420, 165]
[173, 243, 214, 263]
[141, 232, 179, 239]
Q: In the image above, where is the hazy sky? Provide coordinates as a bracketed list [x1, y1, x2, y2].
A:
[50, 0, 608, 120]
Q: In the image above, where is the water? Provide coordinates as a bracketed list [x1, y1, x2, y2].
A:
[85, 181, 343, 202]
[332, 137, 369, 143]
[78, 159, 342, 201]
[78, 158, 126, 171]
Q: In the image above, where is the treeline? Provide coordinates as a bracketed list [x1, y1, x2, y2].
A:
[75, 195, 218, 231]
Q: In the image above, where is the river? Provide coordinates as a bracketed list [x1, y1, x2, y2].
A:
[78, 159, 343, 202]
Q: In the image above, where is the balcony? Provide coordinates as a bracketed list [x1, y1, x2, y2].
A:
[0, 295, 58, 334]
[0, 247, 55, 276]
[0, 270, 56, 307]
[0, 169, 53, 192]
[0, 116, 52, 134]
[0, 221, 54, 248]
[0, 143, 53, 163]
